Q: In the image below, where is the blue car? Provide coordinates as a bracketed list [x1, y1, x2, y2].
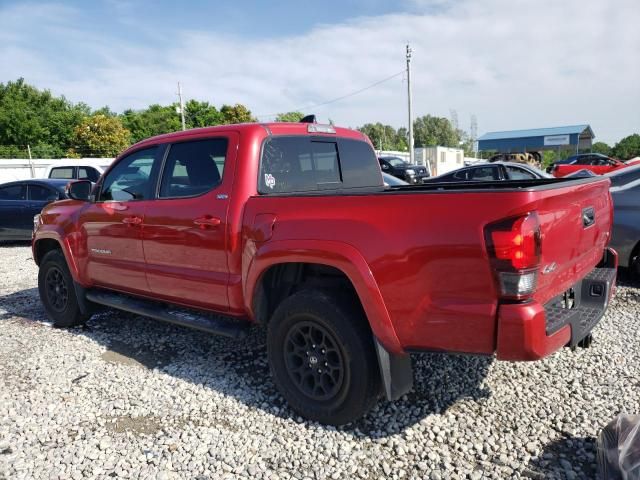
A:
[0, 179, 70, 241]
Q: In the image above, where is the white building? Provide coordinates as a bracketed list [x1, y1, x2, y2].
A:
[414, 147, 465, 176]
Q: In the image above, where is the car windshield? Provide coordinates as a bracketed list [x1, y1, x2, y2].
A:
[382, 173, 408, 186]
[386, 158, 406, 167]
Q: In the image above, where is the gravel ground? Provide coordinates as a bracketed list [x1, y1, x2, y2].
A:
[0, 243, 639, 480]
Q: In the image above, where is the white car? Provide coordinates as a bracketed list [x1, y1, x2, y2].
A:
[45, 160, 113, 183]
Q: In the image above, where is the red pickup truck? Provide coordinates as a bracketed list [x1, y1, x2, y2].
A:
[33, 120, 617, 425]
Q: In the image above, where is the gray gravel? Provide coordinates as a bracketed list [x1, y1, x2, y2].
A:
[1, 242, 639, 479]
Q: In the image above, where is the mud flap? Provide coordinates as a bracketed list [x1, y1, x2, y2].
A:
[374, 338, 413, 401]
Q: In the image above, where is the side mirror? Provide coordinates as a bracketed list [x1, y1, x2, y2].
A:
[381, 164, 389, 170]
[66, 180, 92, 201]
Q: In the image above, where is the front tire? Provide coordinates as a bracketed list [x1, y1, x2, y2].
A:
[267, 290, 381, 425]
[38, 250, 89, 328]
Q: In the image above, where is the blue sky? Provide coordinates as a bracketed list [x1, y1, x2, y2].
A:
[1, 0, 639, 145]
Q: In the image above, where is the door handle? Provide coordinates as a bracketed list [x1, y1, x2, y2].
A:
[194, 216, 221, 228]
[122, 216, 142, 225]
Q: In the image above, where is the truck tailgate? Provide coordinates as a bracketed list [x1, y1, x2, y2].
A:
[531, 178, 612, 305]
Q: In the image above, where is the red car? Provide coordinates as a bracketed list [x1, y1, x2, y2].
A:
[32, 120, 617, 424]
[551, 153, 628, 177]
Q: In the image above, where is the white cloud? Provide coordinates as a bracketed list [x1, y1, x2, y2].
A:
[1, 0, 639, 144]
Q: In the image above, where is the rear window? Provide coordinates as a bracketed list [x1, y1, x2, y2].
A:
[259, 136, 381, 194]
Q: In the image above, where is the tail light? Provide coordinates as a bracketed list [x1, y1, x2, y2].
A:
[485, 212, 542, 299]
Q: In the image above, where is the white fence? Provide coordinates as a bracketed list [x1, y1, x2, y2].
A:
[0, 158, 114, 183]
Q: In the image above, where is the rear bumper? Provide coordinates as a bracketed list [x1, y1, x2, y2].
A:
[496, 248, 617, 361]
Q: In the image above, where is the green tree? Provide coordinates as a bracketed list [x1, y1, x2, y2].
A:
[275, 111, 305, 122]
[220, 104, 255, 124]
[69, 114, 130, 157]
[612, 134, 640, 160]
[0, 78, 89, 158]
[358, 123, 407, 151]
[120, 104, 182, 143]
[413, 115, 460, 148]
[591, 141, 611, 156]
[184, 100, 222, 128]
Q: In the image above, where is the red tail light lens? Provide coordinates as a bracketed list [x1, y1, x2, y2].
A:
[490, 214, 541, 270]
[485, 213, 542, 299]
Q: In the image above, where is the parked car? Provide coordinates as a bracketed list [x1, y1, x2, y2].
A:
[0, 179, 69, 240]
[549, 153, 627, 178]
[33, 120, 616, 425]
[45, 161, 111, 183]
[425, 161, 551, 182]
[378, 156, 429, 184]
[608, 164, 640, 276]
[382, 172, 408, 187]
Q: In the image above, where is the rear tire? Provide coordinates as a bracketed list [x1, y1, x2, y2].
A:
[267, 289, 381, 425]
[38, 250, 89, 328]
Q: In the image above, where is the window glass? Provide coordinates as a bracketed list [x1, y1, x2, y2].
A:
[259, 137, 341, 193]
[338, 139, 383, 188]
[469, 166, 498, 180]
[50, 167, 74, 179]
[99, 147, 158, 202]
[505, 166, 536, 180]
[0, 184, 26, 200]
[452, 170, 469, 180]
[159, 139, 227, 198]
[79, 166, 100, 182]
[29, 185, 58, 201]
[386, 158, 405, 167]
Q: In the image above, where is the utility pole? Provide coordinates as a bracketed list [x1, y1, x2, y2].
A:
[27, 144, 35, 178]
[177, 82, 186, 131]
[406, 44, 414, 165]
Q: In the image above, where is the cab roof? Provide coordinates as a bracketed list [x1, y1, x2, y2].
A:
[123, 122, 368, 159]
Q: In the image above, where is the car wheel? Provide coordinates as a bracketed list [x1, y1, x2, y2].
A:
[267, 289, 381, 425]
[38, 250, 90, 328]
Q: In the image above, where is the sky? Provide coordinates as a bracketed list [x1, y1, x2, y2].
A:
[1, 0, 639, 145]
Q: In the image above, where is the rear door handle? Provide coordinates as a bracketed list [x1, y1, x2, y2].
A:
[194, 216, 221, 228]
[122, 216, 142, 225]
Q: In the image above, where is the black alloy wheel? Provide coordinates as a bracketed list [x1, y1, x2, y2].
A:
[284, 320, 346, 402]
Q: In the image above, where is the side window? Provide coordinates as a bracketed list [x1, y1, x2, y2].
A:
[159, 138, 227, 198]
[505, 166, 536, 180]
[469, 166, 498, 181]
[79, 166, 100, 182]
[452, 170, 469, 180]
[29, 185, 58, 201]
[49, 167, 75, 179]
[98, 147, 159, 202]
[576, 156, 593, 165]
[259, 137, 341, 194]
[0, 184, 27, 200]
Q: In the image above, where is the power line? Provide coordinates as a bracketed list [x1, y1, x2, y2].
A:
[256, 70, 405, 119]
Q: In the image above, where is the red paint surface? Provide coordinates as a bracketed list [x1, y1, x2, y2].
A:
[34, 123, 613, 359]
[553, 159, 628, 177]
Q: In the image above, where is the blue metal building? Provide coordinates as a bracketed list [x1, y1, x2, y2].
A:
[477, 125, 594, 153]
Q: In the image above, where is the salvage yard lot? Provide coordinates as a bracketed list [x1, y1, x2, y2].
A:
[1, 243, 639, 480]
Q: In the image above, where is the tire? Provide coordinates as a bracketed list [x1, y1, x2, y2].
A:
[38, 250, 89, 328]
[267, 289, 381, 425]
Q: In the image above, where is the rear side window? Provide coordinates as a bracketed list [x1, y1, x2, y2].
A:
[0, 184, 26, 200]
[159, 138, 227, 198]
[259, 136, 381, 194]
[469, 166, 499, 181]
[79, 166, 100, 182]
[29, 185, 58, 201]
[50, 167, 74, 179]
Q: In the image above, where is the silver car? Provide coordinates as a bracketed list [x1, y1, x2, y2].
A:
[608, 164, 640, 276]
